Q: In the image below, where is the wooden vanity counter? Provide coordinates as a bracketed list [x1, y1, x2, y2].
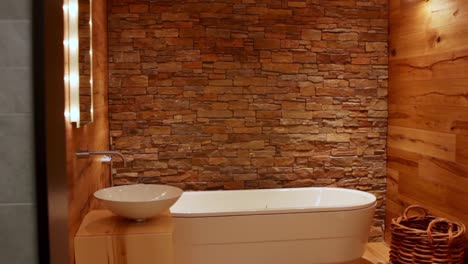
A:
[75, 210, 174, 264]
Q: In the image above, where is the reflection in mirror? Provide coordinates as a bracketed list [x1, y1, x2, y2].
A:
[79, 0, 93, 125]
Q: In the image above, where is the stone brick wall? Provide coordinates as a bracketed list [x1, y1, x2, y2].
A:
[108, 0, 388, 240]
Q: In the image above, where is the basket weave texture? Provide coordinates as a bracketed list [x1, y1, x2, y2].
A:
[390, 205, 466, 264]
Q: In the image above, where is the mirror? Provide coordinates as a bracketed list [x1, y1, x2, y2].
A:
[79, 0, 93, 125]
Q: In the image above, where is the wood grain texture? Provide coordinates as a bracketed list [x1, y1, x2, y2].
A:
[388, 126, 456, 162]
[66, 0, 109, 263]
[362, 242, 390, 264]
[388, 0, 468, 259]
[75, 210, 174, 264]
[76, 210, 174, 237]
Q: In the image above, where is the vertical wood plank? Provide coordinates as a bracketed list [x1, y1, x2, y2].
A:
[67, 0, 110, 263]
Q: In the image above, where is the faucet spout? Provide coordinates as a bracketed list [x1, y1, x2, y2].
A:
[76, 151, 127, 167]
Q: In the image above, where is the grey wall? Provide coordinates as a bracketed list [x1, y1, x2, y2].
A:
[0, 0, 37, 263]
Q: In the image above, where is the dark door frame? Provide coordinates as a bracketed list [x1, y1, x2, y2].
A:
[34, 0, 70, 263]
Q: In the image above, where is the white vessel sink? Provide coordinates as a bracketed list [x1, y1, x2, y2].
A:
[94, 184, 183, 221]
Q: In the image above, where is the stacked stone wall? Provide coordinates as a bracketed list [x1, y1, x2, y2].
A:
[108, 0, 388, 240]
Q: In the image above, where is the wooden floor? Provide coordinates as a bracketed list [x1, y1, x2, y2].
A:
[362, 242, 390, 264]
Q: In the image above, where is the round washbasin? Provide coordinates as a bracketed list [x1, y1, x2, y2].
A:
[94, 184, 183, 221]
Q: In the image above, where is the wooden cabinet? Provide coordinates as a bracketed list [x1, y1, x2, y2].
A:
[75, 210, 174, 264]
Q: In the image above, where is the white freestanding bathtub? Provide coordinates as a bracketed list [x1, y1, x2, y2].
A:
[170, 187, 376, 264]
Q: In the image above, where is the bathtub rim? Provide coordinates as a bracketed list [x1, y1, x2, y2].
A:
[170, 187, 377, 218]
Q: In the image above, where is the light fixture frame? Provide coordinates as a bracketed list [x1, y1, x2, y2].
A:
[64, 0, 93, 128]
[89, 0, 94, 124]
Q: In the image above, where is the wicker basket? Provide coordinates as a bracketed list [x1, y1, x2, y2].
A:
[390, 205, 466, 264]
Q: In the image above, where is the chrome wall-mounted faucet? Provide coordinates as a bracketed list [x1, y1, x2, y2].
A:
[76, 151, 127, 167]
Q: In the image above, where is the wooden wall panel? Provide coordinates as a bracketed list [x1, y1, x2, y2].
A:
[387, 0, 468, 258]
[388, 126, 456, 161]
[389, 104, 468, 134]
[66, 0, 109, 263]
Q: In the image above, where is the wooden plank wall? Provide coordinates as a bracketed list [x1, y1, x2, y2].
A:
[65, 0, 109, 263]
[387, 0, 468, 257]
